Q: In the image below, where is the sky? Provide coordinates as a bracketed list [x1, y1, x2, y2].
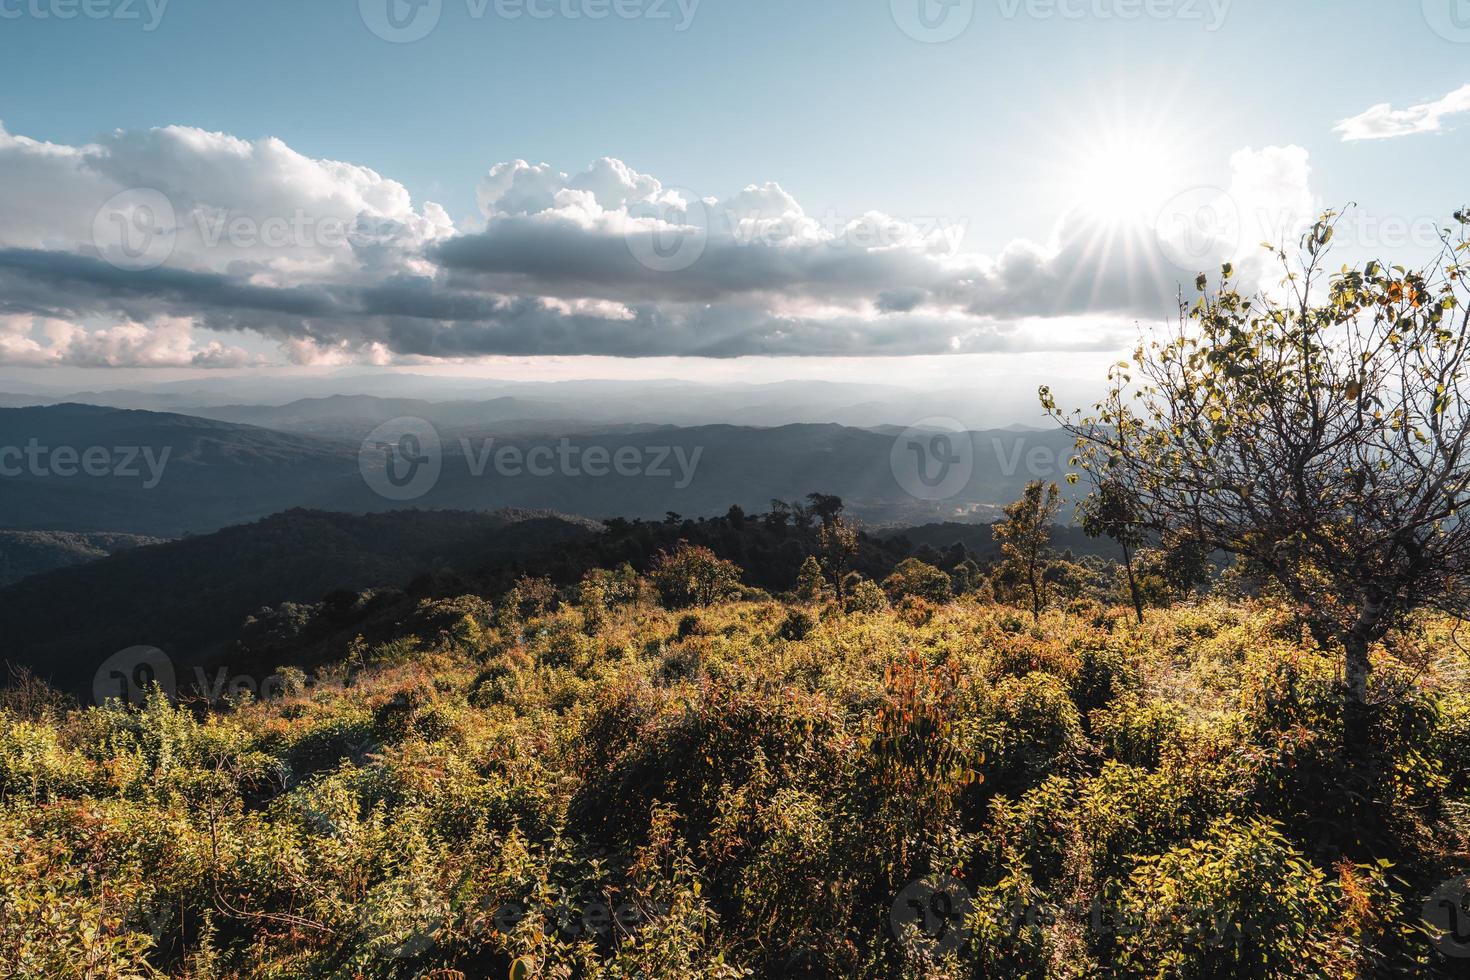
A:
[0, 0, 1466, 399]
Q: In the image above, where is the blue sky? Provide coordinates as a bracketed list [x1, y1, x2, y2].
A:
[0, 0, 1466, 388]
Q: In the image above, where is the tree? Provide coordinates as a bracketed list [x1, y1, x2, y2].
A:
[1078, 479, 1146, 623]
[818, 515, 859, 598]
[649, 542, 743, 609]
[994, 480, 1062, 621]
[950, 558, 985, 596]
[1042, 209, 1470, 727]
[794, 555, 831, 603]
[805, 493, 845, 526]
[882, 558, 953, 604]
[1158, 530, 1212, 597]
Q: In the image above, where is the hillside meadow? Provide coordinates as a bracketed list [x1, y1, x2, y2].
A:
[2, 577, 1468, 978]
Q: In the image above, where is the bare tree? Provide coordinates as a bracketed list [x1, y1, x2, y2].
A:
[1042, 210, 1470, 734]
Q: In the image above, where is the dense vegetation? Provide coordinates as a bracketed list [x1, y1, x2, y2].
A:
[2, 542, 1467, 976]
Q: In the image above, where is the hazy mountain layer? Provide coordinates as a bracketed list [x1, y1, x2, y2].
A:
[0, 404, 1078, 535]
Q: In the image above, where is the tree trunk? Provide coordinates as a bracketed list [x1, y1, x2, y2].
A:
[1344, 591, 1384, 706]
[1122, 539, 1144, 625]
[1344, 630, 1370, 710]
[1342, 591, 1384, 751]
[1027, 558, 1040, 622]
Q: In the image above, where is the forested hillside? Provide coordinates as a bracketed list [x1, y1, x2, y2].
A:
[0, 509, 603, 696]
[0, 501, 1122, 701]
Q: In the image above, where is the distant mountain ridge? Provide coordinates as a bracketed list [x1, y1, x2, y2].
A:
[0, 403, 1080, 535]
[0, 403, 358, 536]
[0, 529, 164, 587]
[0, 373, 1064, 430]
[193, 394, 572, 440]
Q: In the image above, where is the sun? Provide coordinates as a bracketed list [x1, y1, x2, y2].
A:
[1069, 134, 1180, 223]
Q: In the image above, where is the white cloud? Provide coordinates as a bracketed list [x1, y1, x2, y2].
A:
[0, 121, 455, 283]
[0, 313, 261, 368]
[1334, 84, 1470, 141]
[1228, 144, 1318, 261]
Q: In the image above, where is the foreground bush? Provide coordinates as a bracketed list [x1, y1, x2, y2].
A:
[0, 598, 1464, 977]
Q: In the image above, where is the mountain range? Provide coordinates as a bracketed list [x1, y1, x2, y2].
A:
[0, 402, 1078, 536]
[0, 373, 1062, 430]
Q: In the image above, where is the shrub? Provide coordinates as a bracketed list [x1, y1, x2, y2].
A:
[844, 578, 889, 614]
[676, 613, 706, 639]
[1071, 643, 1135, 717]
[1113, 817, 1364, 978]
[0, 593, 1459, 977]
[794, 556, 831, 603]
[896, 595, 937, 626]
[514, 574, 559, 617]
[984, 775, 1074, 886]
[1434, 692, 1470, 800]
[0, 718, 95, 801]
[777, 609, 816, 641]
[1091, 698, 1187, 770]
[581, 564, 643, 607]
[984, 673, 1083, 791]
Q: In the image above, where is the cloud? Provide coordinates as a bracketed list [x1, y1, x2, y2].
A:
[1227, 144, 1318, 259]
[0, 313, 261, 368]
[1334, 84, 1470, 141]
[446, 158, 1189, 320]
[0, 123, 1315, 364]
